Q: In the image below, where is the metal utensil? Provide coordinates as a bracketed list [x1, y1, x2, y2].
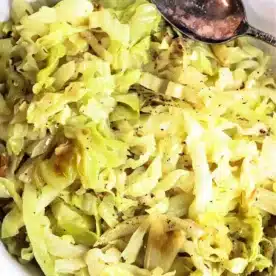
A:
[152, 0, 276, 46]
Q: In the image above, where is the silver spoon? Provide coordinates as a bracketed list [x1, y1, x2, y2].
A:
[152, 0, 276, 46]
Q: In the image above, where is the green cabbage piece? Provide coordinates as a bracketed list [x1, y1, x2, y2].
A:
[1, 205, 23, 239]
[89, 9, 130, 46]
[0, 177, 22, 208]
[100, 0, 135, 10]
[7, 124, 28, 155]
[23, 183, 56, 276]
[54, 0, 94, 25]
[28, 82, 87, 128]
[127, 1, 161, 45]
[65, 122, 128, 190]
[0, 181, 10, 198]
[11, 0, 33, 24]
[55, 258, 86, 274]
[126, 155, 162, 197]
[51, 200, 98, 246]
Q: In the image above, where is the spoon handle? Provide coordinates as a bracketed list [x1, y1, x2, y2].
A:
[246, 25, 276, 47]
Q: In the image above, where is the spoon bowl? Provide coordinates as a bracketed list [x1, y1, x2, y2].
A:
[152, 0, 276, 46]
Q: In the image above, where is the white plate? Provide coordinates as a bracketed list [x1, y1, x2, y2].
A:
[0, 0, 275, 275]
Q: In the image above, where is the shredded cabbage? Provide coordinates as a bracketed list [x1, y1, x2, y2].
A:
[0, 0, 276, 275]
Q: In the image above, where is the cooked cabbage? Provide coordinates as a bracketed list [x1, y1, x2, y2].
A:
[0, 0, 276, 275]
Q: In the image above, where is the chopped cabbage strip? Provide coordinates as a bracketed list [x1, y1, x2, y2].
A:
[23, 183, 56, 276]
[121, 218, 150, 263]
